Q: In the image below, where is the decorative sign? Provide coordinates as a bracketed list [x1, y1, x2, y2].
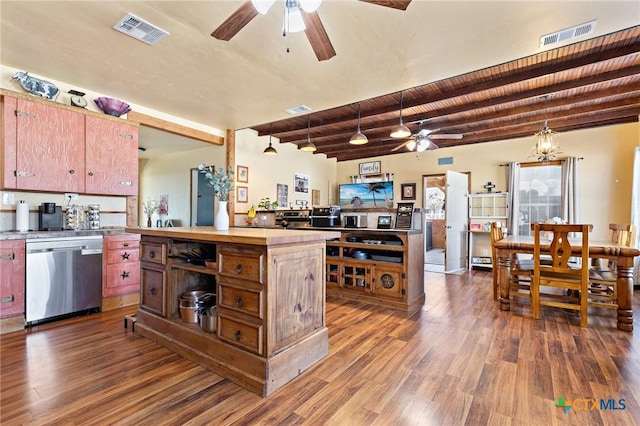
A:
[438, 157, 454, 165]
[312, 189, 320, 206]
[359, 161, 381, 175]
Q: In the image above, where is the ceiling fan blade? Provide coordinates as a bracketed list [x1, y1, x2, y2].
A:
[211, 1, 259, 41]
[301, 11, 336, 61]
[428, 133, 464, 140]
[391, 139, 412, 152]
[358, 0, 412, 11]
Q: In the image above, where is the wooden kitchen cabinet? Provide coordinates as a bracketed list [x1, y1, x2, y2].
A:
[324, 229, 424, 314]
[102, 234, 141, 310]
[1, 91, 139, 196]
[0, 239, 26, 319]
[85, 116, 138, 195]
[3, 96, 85, 192]
[130, 227, 337, 397]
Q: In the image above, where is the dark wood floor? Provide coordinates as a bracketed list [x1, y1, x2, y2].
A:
[2, 270, 640, 425]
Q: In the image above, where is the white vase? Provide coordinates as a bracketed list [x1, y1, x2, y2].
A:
[215, 200, 230, 231]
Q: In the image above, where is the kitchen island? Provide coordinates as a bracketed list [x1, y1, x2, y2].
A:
[125, 226, 339, 397]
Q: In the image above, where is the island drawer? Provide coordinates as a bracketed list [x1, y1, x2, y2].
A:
[106, 248, 139, 265]
[106, 235, 140, 250]
[218, 250, 264, 283]
[218, 283, 263, 318]
[140, 264, 166, 316]
[217, 311, 264, 355]
[140, 241, 167, 265]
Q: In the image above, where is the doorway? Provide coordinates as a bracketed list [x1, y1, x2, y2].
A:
[423, 171, 469, 273]
[190, 168, 214, 226]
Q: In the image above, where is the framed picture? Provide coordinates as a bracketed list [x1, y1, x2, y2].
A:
[294, 173, 309, 193]
[312, 189, 320, 206]
[401, 183, 416, 200]
[237, 186, 248, 203]
[237, 165, 249, 183]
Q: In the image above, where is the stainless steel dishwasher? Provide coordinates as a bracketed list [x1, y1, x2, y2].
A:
[26, 236, 103, 326]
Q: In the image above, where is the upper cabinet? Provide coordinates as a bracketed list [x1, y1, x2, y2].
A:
[1, 93, 138, 196]
[85, 116, 138, 195]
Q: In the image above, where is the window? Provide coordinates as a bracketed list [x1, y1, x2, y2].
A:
[517, 163, 562, 236]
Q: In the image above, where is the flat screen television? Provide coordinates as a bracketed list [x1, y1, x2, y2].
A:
[338, 182, 394, 208]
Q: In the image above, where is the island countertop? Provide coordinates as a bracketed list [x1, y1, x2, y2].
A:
[125, 226, 340, 245]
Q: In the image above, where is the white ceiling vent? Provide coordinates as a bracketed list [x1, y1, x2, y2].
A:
[113, 13, 169, 46]
[284, 105, 312, 115]
[540, 20, 597, 48]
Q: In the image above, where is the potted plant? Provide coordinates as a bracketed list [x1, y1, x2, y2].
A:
[258, 197, 278, 211]
[198, 164, 234, 230]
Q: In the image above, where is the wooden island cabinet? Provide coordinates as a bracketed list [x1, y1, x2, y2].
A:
[127, 226, 339, 397]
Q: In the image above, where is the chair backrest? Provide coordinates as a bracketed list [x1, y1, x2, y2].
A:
[609, 223, 636, 247]
[490, 222, 503, 264]
[532, 223, 590, 276]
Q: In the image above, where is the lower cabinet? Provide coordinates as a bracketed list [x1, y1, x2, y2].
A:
[0, 239, 25, 319]
[325, 230, 424, 313]
[102, 234, 140, 310]
[133, 230, 331, 397]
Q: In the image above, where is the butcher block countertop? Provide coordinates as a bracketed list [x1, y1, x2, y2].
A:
[125, 226, 340, 245]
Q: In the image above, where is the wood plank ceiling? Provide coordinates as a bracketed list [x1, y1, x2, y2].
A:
[249, 26, 640, 162]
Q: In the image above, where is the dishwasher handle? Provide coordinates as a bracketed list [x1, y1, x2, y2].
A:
[28, 246, 102, 255]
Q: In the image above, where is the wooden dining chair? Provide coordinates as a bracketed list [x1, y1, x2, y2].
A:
[588, 224, 636, 310]
[531, 223, 590, 327]
[490, 222, 532, 302]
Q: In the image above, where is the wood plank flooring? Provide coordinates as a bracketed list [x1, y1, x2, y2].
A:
[2, 270, 640, 425]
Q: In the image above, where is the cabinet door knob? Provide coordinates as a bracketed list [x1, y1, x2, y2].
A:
[0, 295, 14, 303]
[121, 252, 130, 260]
[235, 264, 243, 274]
[121, 271, 130, 279]
[0, 253, 15, 260]
[148, 251, 155, 258]
[235, 330, 241, 341]
[235, 296, 244, 308]
[149, 287, 157, 295]
[88, 171, 94, 177]
[69, 169, 75, 174]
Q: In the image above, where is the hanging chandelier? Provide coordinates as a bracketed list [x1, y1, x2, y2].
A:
[531, 120, 561, 163]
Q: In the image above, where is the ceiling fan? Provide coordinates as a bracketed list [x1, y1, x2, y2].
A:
[390, 122, 463, 153]
[211, 0, 412, 61]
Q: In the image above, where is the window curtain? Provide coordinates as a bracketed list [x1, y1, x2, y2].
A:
[561, 157, 580, 223]
[632, 147, 640, 285]
[505, 162, 520, 236]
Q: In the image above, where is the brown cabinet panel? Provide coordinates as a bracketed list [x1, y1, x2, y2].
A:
[140, 241, 167, 265]
[85, 116, 138, 195]
[371, 265, 404, 300]
[0, 239, 25, 318]
[217, 311, 264, 355]
[218, 284, 263, 318]
[141, 265, 166, 316]
[219, 250, 264, 283]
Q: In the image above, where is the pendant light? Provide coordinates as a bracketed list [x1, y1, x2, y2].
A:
[301, 116, 317, 152]
[532, 120, 560, 163]
[349, 103, 368, 145]
[390, 91, 411, 139]
[263, 123, 278, 155]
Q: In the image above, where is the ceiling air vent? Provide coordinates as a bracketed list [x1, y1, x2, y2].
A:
[284, 105, 312, 115]
[540, 19, 597, 48]
[113, 13, 169, 46]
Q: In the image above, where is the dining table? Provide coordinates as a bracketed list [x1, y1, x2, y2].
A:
[494, 235, 640, 331]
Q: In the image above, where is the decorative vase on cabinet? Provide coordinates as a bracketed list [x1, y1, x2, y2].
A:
[216, 201, 229, 231]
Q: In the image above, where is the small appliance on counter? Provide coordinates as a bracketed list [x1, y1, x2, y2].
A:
[277, 210, 311, 228]
[87, 204, 100, 229]
[343, 213, 368, 228]
[38, 203, 63, 231]
[310, 206, 341, 227]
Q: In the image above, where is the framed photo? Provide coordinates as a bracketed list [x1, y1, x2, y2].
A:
[294, 173, 309, 193]
[401, 183, 416, 200]
[312, 189, 320, 206]
[237, 186, 248, 203]
[237, 165, 249, 183]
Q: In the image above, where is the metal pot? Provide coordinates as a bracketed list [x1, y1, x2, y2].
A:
[198, 306, 217, 333]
